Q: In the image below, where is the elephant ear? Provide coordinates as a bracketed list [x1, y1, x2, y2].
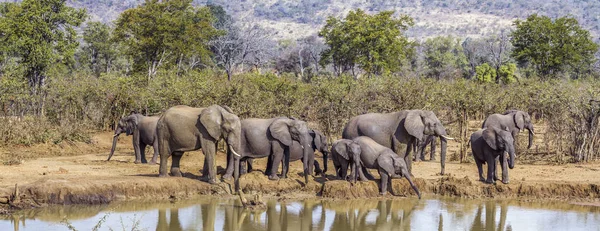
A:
[200, 106, 223, 140]
[514, 111, 525, 130]
[269, 118, 292, 146]
[334, 141, 350, 160]
[482, 128, 498, 150]
[125, 116, 138, 135]
[310, 130, 322, 151]
[405, 111, 424, 140]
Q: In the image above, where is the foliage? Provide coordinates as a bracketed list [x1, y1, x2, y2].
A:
[498, 63, 517, 84]
[0, 0, 86, 99]
[475, 63, 495, 83]
[113, 0, 221, 78]
[422, 36, 469, 79]
[511, 14, 599, 78]
[319, 9, 414, 77]
[79, 21, 118, 77]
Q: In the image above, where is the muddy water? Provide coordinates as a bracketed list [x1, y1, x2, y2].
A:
[2, 197, 600, 231]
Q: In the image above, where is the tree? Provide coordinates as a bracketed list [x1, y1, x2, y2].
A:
[422, 36, 468, 79]
[486, 30, 513, 83]
[319, 9, 414, 77]
[475, 63, 496, 83]
[79, 22, 118, 77]
[114, 0, 220, 79]
[0, 0, 87, 115]
[462, 38, 487, 79]
[511, 14, 599, 78]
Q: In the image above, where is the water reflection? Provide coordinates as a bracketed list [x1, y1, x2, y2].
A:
[2, 197, 600, 231]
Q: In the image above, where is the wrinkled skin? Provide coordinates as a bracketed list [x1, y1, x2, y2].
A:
[342, 110, 453, 175]
[470, 128, 516, 184]
[156, 105, 242, 188]
[332, 137, 421, 199]
[223, 117, 312, 184]
[108, 113, 160, 164]
[482, 110, 534, 180]
[262, 129, 329, 177]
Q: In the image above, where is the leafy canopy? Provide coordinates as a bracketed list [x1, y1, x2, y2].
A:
[511, 14, 598, 78]
[319, 9, 414, 76]
[0, 0, 87, 91]
[114, 0, 222, 77]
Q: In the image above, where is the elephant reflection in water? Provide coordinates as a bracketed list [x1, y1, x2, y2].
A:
[468, 201, 509, 231]
[329, 200, 419, 231]
[156, 209, 183, 231]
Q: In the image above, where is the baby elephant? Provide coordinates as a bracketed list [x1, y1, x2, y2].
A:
[470, 127, 515, 184]
[331, 136, 421, 199]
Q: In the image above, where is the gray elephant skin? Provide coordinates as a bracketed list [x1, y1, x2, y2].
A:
[259, 129, 329, 177]
[482, 110, 534, 149]
[156, 105, 243, 187]
[108, 112, 159, 164]
[470, 127, 515, 184]
[331, 137, 421, 198]
[223, 117, 313, 184]
[342, 110, 453, 175]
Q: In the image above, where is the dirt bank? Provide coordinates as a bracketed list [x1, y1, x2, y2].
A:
[1, 132, 599, 213]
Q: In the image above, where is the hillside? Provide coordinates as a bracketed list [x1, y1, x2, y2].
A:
[3, 0, 600, 40]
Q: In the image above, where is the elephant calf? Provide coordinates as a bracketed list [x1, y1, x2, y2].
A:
[470, 127, 515, 184]
[331, 137, 421, 198]
[265, 129, 329, 177]
[108, 112, 160, 164]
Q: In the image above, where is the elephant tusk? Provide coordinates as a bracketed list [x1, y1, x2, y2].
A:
[301, 145, 305, 150]
[531, 131, 535, 136]
[229, 145, 241, 157]
[440, 135, 455, 140]
[113, 134, 119, 137]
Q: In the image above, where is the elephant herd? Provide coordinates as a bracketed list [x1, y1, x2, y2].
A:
[108, 105, 534, 198]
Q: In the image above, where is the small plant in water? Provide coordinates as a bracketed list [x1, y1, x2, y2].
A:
[61, 212, 146, 231]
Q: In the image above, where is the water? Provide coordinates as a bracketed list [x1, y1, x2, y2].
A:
[1, 197, 599, 231]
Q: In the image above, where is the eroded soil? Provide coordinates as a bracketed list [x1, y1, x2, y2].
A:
[1, 131, 599, 213]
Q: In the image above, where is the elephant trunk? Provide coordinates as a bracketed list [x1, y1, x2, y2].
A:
[403, 169, 421, 199]
[322, 151, 328, 173]
[527, 125, 534, 149]
[508, 146, 515, 169]
[301, 135, 311, 184]
[107, 132, 121, 161]
[439, 137, 448, 175]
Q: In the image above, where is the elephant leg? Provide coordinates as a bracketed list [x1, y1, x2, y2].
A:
[501, 152, 509, 184]
[307, 152, 315, 177]
[140, 143, 148, 164]
[379, 169, 389, 195]
[200, 139, 219, 184]
[493, 156, 500, 181]
[282, 147, 291, 179]
[474, 157, 485, 182]
[170, 151, 184, 177]
[265, 155, 273, 176]
[150, 141, 159, 165]
[404, 139, 414, 175]
[247, 159, 254, 173]
[313, 160, 322, 176]
[485, 155, 495, 184]
[360, 166, 375, 181]
[269, 142, 284, 180]
[339, 160, 349, 180]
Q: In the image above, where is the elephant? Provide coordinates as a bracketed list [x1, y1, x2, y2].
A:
[482, 110, 534, 181]
[107, 112, 160, 164]
[470, 127, 515, 184]
[156, 105, 242, 186]
[331, 136, 421, 198]
[330, 138, 364, 181]
[223, 117, 313, 184]
[342, 110, 454, 175]
[482, 110, 535, 149]
[263, 129, 329, 177]
[413, 134, 437, 162]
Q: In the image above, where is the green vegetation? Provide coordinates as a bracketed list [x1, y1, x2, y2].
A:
[319, 10, 414, 77]
[511, 14, 599, 78]
[1, 1, 600, 163]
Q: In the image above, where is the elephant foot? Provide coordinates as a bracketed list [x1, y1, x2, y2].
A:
[208, 178, 220, 184]
[141, 159, 148, 164]
[158, 173, 169, 178]
[485, 179, 495, 184]
[268, 174, 280, 180]
[379, 192, 387, 196]
[149, 159, 158, 165]
[281, 174, 287, 179]
[222, 174, 233, 181]
[171, 169, 183, 177]
[134, 160, 142, 164]
[502, 180, 509, 184]
[479, 177, 486, 182]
